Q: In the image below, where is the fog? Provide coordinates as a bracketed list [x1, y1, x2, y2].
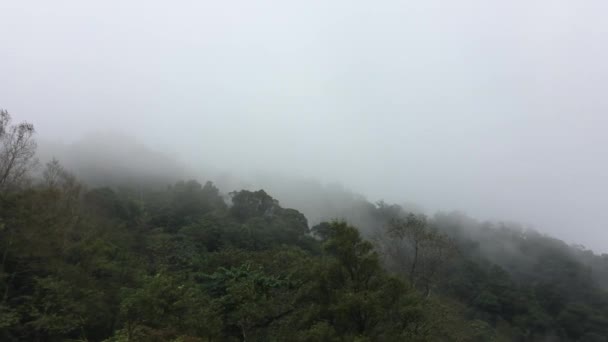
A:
[2, 1, 608, 251]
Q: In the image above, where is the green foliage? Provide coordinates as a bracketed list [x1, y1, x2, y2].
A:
[2, 169, 608, 341]
[26, 276, 89, 337]
[310, 221, 430, 340]
[116, 273, 220, 341]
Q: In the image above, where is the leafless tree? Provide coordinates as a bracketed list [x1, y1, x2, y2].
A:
[380, 213, 458, 297]
[43, 158, 82, 211]
[0, 110, 38, 191]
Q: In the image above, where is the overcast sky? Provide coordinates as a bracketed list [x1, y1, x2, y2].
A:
[2, 1, 608, 251]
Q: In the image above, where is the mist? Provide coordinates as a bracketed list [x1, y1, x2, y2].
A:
[2, 1, 608, 251]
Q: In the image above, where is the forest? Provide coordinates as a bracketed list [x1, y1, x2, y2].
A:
[2, 111, 608, 342]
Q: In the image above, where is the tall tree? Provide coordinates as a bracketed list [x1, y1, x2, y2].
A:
[381, 214, 457, 296]
[0, 110, 38, 191]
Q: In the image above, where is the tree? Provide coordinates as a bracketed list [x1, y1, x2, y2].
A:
[116, 273, 220, 341]
[0, 110, 38, 191]
[229, 190, 278, 221]
[381, 214, 457, 297]
[42, 158, 66, 189]
[312, 221, 430, 340]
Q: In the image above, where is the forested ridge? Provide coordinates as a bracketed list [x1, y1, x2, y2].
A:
[2, 112, 608, 341]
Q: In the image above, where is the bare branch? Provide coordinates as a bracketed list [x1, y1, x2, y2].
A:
[0, 110, 38, 191]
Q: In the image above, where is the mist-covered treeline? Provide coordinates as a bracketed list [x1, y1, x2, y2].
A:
[2, 112, 608, 341]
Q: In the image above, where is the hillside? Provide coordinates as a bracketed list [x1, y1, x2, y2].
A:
[2, 113, 608, 341]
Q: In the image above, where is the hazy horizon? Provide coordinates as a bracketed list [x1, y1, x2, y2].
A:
[2, 1, 608, 251]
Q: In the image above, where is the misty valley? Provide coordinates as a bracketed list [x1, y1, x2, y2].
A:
[4, 1, 608, 340]
[2, 111, 608, 342]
